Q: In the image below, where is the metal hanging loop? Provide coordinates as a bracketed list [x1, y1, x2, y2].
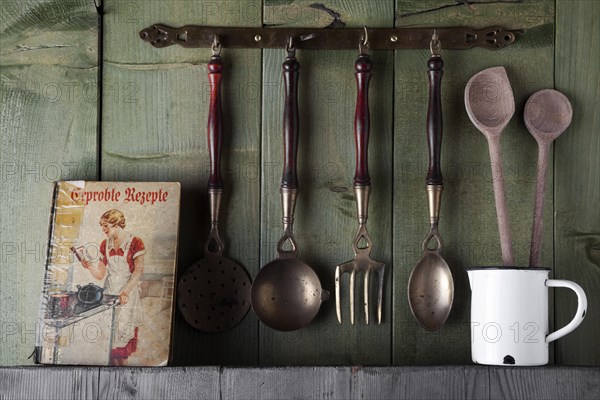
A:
[212, 35, 221, 56]
[359, 26, 369, 55]
[430, 29, 441, 57]
[286, 35, 296, 58]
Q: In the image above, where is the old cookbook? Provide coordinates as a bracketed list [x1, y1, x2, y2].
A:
[35, 181, 180, 366]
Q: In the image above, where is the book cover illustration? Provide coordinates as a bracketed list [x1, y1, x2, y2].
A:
[36, 181, 180, 366]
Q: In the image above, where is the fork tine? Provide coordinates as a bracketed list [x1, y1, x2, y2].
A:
[335, 265, 342, 324]
[364, 269, 370, 325]
[376, 264, 385, 324]
[349, 270, 356, 325]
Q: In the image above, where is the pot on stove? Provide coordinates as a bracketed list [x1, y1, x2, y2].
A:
[76, 283, 104, 304]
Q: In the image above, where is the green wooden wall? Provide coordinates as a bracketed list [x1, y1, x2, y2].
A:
[1, 0, 598, 366]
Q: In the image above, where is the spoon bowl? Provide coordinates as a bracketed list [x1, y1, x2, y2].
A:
[524, 89, 572, 142]
[408, 249, 454, 331]
[465, 66, 515, 138]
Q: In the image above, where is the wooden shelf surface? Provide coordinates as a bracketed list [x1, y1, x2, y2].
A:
[1, 365, 599, 399]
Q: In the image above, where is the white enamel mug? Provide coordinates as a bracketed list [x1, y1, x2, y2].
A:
[467, 267, 587, 366]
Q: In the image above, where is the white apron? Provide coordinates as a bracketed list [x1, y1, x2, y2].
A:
[104, 234, 144, 346]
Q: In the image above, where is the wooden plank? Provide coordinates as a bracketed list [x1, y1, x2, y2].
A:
[489, 367, 600, 400]
[0, 0, 99, 365]
[0, 366, 98, 399]
[259, 0, 394, 365]
[98, 367, 219, 400]
[222, 367, 352, 399]
[1, 366, 599, 399]
[554, 0, 600, 366]
[396, 0, 553, 30]
[356, 366, 489, 400]
[393, 1, 555, 364]
[101, 0, 262, 365]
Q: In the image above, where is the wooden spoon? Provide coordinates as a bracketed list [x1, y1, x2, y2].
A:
[465, 67, 515, 266]
[524, 89, 572, 267]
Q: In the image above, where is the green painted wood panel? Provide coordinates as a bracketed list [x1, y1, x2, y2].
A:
[393, 0, 555, 364]
[259, 0, 394, 365]
[0, 0, 98, 365]
[1, 0, 599, 368]
[101, 0, 262, 365]
[554, 0, 600, 365]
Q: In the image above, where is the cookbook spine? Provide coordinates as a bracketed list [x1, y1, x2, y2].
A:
[34, 181, 61, 364]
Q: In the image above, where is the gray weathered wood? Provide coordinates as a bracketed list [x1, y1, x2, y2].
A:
[0, 0, 99, 365]
[0, 366, 98, 400]
[1, 366, 598, 399]
[222, 367, 352, 400]
[554, 0, 600, 366]
[356, 366, 489, 399]
[98, 366, 219, 400]
[489, 366, 600, 400]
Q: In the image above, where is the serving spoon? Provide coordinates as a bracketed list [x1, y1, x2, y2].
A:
[408, 33, 454, 331]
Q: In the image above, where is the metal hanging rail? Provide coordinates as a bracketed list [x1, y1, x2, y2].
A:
[139, 25, 523, 51]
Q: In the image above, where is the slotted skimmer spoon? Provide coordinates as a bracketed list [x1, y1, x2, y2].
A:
[178, 39, 252, 333]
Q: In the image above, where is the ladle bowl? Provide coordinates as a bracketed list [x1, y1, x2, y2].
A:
[252, 258, 329, 331]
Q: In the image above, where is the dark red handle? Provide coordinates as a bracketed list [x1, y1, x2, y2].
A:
[281, 55, 299, 189]
[426, 56, 443, 185]
[354, 54, 373, 187]
[207, 55, 223, 189]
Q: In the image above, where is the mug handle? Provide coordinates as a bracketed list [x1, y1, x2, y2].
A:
[545, 279, 588, 343]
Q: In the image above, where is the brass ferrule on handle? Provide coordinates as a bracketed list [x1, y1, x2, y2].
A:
[426, 184, 443, 225]
[354, 185, 371, 226]
[204, 188, 225, 255]
[281, 187, 298, 232]
[208, 188, 223, 228]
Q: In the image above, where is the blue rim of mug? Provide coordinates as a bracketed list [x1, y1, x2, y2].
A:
[465, 266, 551, 271]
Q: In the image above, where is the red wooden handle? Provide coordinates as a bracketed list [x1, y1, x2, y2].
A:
[426, 56, 443, 185]
[354, 54, 373, 187]
[281, 55, 299, 189]
[207, 55, 223, 189]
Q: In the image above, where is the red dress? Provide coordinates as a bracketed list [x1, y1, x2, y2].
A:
[100, 234, 145, 364]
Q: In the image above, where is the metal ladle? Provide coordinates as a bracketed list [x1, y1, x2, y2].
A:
[524, 89, 572, 267]
[250, 39, 329, 331]
[407, 32, 454, 331]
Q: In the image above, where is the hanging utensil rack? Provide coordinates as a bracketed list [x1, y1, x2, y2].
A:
[139, 25, 523, 50]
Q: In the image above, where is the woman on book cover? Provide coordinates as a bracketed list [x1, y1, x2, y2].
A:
[80, 209, 145, 366]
